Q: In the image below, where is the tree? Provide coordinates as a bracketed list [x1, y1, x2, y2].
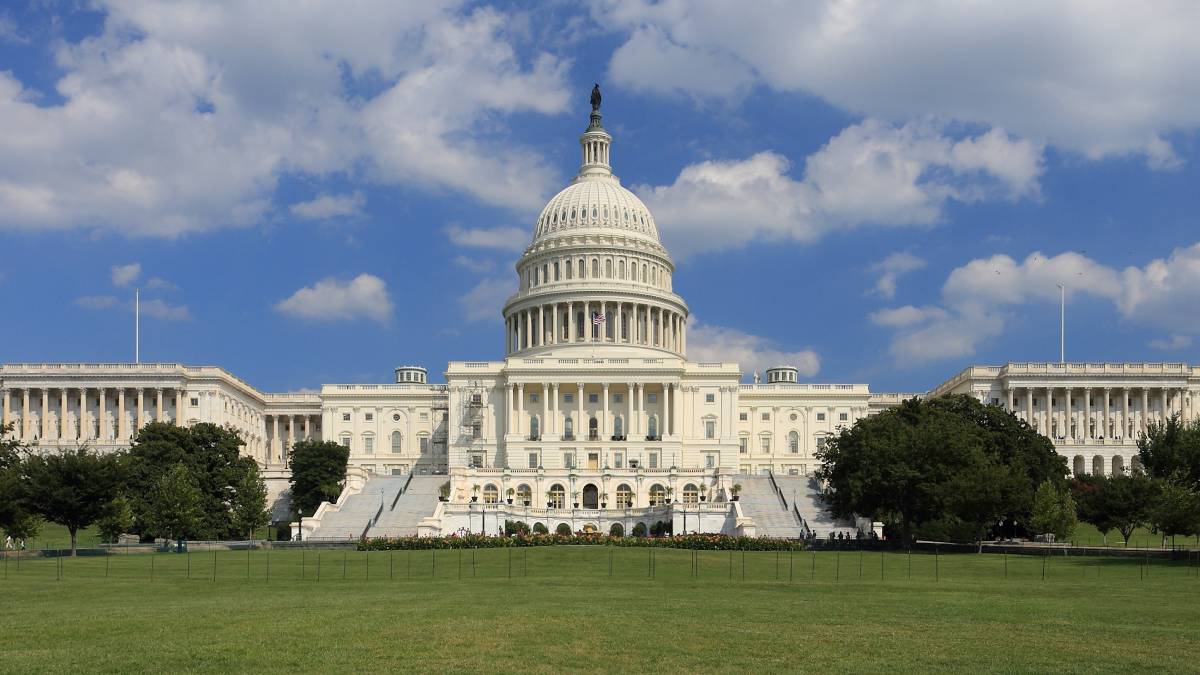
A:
[96, 495, 135, 543]
[1138, 417, 1200, 486]
[22, 445, 126, 555]
[1030, 480, 1077, 540]
[230, 465, 270, 539]
[288, 440, 349, 519]
[1148, 479, 1200, 547]
[0, 423, 37, 542]
[1073, 474, 1157, 546]
[143, 463, 203, 541]
[817, 395, 1066, 543]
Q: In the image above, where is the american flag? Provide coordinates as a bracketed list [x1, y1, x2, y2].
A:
[592, 312, 607, 325]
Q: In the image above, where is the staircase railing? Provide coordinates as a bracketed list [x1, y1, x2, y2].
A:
[391, 472, 414, 511]
[766, 471, 788, 509]
[792, 502, 811, 537]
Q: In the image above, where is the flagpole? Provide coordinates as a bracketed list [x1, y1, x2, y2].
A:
[1057, 283, 1064, 364]
[135, 289, 140, 364]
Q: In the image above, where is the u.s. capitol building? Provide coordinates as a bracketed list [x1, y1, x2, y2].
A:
[2, 97, 1196, 539]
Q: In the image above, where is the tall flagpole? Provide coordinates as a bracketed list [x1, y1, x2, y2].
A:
[135, 289, 140, 364]
[1057, 283, 1064, 364]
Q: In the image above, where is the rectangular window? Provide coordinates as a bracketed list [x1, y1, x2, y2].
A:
[816, 412, 826, 421]
[629, 458, 640, 469]
[364, 437, 374, 454]
[528, 452, 538, 469]
[739, 437, 748, 453]
[564, 394, 573, 403]
[839, 412, 848, 421]
[341, 436, 350, 448]
[420, 412, 429, 421]
[564, 452, 575, 469]
[704, 420, 716, 439]
[816, 437, 827, 451]
[614, 452, 624, 468]
[530, 393, 539, 403]
[761, 412, 770, 421]
[365, 412, 374, 422]
[706, 454, 715, 469]
[613, 393, 623, 403]
[739, 412, 748, 421]
[470, 393, 482, 405]
[342, 413, 351, 422]
[469, 455, 483, 468]
[390, 467, 404, 476]
[189, 398, 199, 407]
[419, 437, 429, 453]
[761, 437, 771, 453]
[589, 393, 599, 403]
[648, 393, 657, 403]
[471, 423, 482, 439]
[705, 393, 715, 403]
[648, 452, 659, 469]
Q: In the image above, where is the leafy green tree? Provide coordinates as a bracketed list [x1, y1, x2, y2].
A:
[22, 445, 126, 555]
[1138, 417, 1200, 486]
[96, 495, 134, 543]
[1030, 480, 1077, 540]
[126, 422, 262, 539]
[230, 465, 270, 539]
[1148, 479, 1200, 546]
[0, 423, 36, 542]
[817, 395, 1066, 543]
[288, 440, 349, 518]
[143, 463, 203, 541]
[1073, 474, 1156, 546]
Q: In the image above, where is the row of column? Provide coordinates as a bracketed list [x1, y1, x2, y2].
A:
[506, 301, 685, 354]
[0, 386, 181, 443]
[505, 382, 680, 441]
[1007, 386, 1192, 441]
[265, 413, 319, 466]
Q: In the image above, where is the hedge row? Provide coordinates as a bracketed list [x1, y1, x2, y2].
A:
[357, 533, 806, 552]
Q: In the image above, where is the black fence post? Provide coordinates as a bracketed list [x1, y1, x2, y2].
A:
[935, 546, 939, 583]
[212, 550, 217, 582]
[810, 550, 815, 581]
[836, 549, 840, 582]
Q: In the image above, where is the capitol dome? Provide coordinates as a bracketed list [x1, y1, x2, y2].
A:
[501, 88, 688, 359]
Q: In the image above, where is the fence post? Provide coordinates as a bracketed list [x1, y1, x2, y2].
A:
[246, 547, 251, 580]
[365, 551, 369, 582]
[729, 550, 732, 580]
[213, 550, 217, 582]
[150, 555, 154, 582]
[858, 548, 863, 580]
[935, 546, 939, 583]
[105, 547, 109, 579]
[187, 549, 191, 580]
[836, 550, 840, 582]
[266, 547, 270, 584]
[810, 549, 815, 581]
[342, 550, 347, 580]
[317, 552, 321, 582]
[1041, 551, 1046, 581]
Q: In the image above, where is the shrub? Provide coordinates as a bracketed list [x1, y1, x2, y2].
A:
[504, 520, 530, 536]
[609, 522, 624, 537]
[632, 522, 647, 537]
[532, 522, 548, 534]
[357, 532, 806, 551]
[555, 522, 572, 536]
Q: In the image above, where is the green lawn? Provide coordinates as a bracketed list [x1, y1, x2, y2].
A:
[1, 546, 1197, 672]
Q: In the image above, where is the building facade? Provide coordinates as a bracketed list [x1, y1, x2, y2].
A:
[2, 97, 1195, 536]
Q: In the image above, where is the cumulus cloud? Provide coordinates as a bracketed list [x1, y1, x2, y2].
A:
[686, 318, 820, 381]
[600, 1, 1200, 166]
[75, 295, 120, 310]
[74, 293, 189, 320]
[446, 225, 528, 252]
[275, 274, 393, 323]
[145, 276, 178, 291]
[869, 252, 926, 299]
[639, 119, 1041, 257]
[458, 278, 512, 323]
[0, 2, 570, 236]
[874, 243, 1200, 365]
[452, 255, 498, 274]
[110, 263, 141, 287]
[289, 192, 365, 220]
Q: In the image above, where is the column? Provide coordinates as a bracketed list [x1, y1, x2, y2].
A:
[175, 390, 183, 426]
[1161, 388, 1169, 424]
[626, 382, 634, 439]
[681, 317, 686, 354]
[663, 383, 671, 437]
[1043, 387, 1052, 437]
[136, 388, 145, 430]
[287, 415, 295, 454]
[545, 383, 554, 436]
[1084, 388, 1091, 439]
[638, 383, 645, 436]
[567, 302, 575, 343]
[304, 415, 311, 441]
[1103, 388, 1111, 439]
[78, 387, 88, 441]
[1141, 389, 1149, 434]
[1122, 389, 1130, 439]
[584, 301, 591, 341]
[41, 389, 50, 440]
[524, 311, 531, 350]
[62, 389, 71, 440]
[116, 389, 126, 440]
[97, 388, 106, 441]
[672, 383, 681, 437]
[1007, 386, 1015, 413]
[538, 305, 545, 346]
[272, 415, 280, 462]
[22, 389, 30, 440]
[1064, 387, 1072, 439]
[0, 388, 8, 434]
[505, 385, 513, 435]
[1025, 388, 1033, 426]
[517, 383, 525, 437]
[154, 388, 163, 423]
[577, 383, 585, 438]
[602, 383, 610, 438]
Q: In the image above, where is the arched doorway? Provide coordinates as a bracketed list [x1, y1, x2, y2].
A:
[583, 483, 599, 509]
[1073, 455, 1085, 476]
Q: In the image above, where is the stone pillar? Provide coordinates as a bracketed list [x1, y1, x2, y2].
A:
[672, 382, 681, 437]
[287, 415, 295, 453]
[1122, 389, 1130, 439]
[0, 388, 8, 435]
[1083, 388, 1091, 439]
[1141, 389, 1149, 434]
[1103, 387, 1111, 439]
[584, 301, 591, 342]
[78, 387, 88, 441]
[505, 385, 513, 435]
[1025, 388, 1033, 426]
[627, 382, 634, 439]
[639, 383, 646, 436]
[577, 383, 585, 438]
[602, 383, 610, 438]
[304, 415, 311, 441]
[567, 301, 575, 343]
[22, 389, 30, 441]
[97, 388, 106, 441]
[1161, 388, 1169, 424]
[524, 310, 531, 350]
[271, 415, 280, 463]
[155, 388, 163, 423]
[41, 388, 50, 440]
[136, 388, 145, 430]
[1044, 387, 1052, 437]
[62, 389, 71, 440]
[1064, 387, 1072, 439]
[517, 383, 525, 437]
[175, 390, 183, 426]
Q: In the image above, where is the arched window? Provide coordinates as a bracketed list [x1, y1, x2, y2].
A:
[605, 259, 613, 278]
[616, 483, 633, 508]
[618, 260, 625, 279]
[613, 415, 624, 439]
[651, 266, 657, 285]
[542, 264, 548, 283]
[1073, 455, 1086, 476]
[529, 416, 540, 440]
[548, 483, 566, 509]
[1112, 455, 1126, 475]
[564, 416, 574, 440]
[1092, 455, 1104, 475]
[578, 259, 585, 278]
[391, 430, 402, 454]
[682, 483, 699, 504]
[592, 259, 599, 277]
[553, 262, 560, 281]
[647, 415, 659, 440]
[649, 484, 666, 505]
[788, 431, 799, 454]
[483, 484, 499, 504]
[565, 260, 572, 279]
[589, 416, 599, 440]
[642, 263, 648, 282]
[516, 484, 532, 505]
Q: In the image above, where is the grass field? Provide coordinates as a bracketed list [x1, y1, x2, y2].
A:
[2, 545, 1198, 673]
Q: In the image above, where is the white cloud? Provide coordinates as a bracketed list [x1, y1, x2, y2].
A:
[145, 276, 178, 291]
[639, 119, 1041, 257]
[869, 252, 926, 299]
[458, 278, 512, 323]
[0, 2, 570, 236]
[875, 244, 1200, 364]
[601, 1, 1200, 166]
[75, 295, 119, 310]
[138, 298, 191, 321]
[452, 255, 497, 274]
[686, 318, 819, 381]
[289, 192, 365, 220]
[1150, 334, 1192, 350]
[446, 225, 528, 252]
[111, 263, 141, 287]
[275, 274, 393, 323]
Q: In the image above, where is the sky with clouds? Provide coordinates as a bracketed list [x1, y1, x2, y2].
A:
[2, 1, 1199, 393]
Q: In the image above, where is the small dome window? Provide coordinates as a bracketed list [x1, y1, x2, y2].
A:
[592, 207, 597, 219]
[571, 208, 576, 220]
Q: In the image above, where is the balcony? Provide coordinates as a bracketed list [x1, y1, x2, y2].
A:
[611, 435, 627, 441]
[527, 434, 541, 441]
[645, 435, 661, 441]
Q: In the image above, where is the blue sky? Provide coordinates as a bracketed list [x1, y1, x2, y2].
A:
[2, 1, 1200, 393]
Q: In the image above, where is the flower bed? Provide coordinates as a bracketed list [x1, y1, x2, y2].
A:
[358, 533, 805, 551]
